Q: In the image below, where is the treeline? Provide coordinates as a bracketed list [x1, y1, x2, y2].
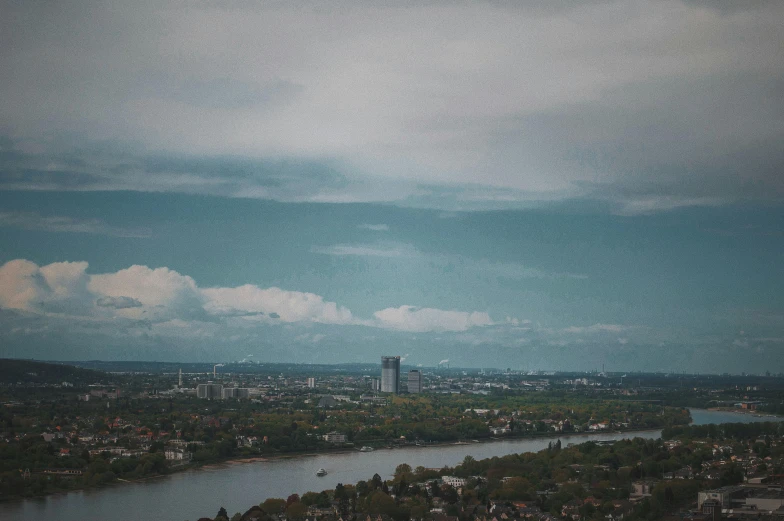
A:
[0, 437, 168, 499]
[662, 420, 784, 441]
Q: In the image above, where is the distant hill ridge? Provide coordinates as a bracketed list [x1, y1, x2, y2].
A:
[0, 358, 106, 384]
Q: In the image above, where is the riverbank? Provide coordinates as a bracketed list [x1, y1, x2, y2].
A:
[6, 408, 775, 521]
[0, 423, 676, 504]
[705, 407, 783, 418]
[193, 425, 678, 470]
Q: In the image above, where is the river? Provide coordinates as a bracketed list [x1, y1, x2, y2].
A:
[1, 408, 780, 521]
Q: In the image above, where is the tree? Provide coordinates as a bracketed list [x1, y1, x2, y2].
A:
[216, 506, 229, 520]
[261, 498, 286, 514]
[440, 484, 459, 504]
[395, 463, 412, 478]
[286, 494, 300, 508]
[368, 491, 398, 517]
[356, 480, 369, 497]
[286, 501, 308, 519]
[335, 483, 350, 515]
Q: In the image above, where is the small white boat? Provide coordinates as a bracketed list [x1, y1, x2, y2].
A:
[360, 446, 374, 452]
[316, 468, 327, 476]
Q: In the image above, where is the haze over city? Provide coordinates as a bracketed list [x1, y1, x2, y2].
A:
[1, 0, 783, 373]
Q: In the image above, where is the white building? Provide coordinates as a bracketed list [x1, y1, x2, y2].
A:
[442, 476, 467, 488]
[164, 448, 191, 461]
[323, 432, 347, 443]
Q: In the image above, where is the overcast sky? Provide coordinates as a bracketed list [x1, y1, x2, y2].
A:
[1, 0, 783, 372]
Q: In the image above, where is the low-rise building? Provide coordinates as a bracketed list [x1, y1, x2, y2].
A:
[324, 432, 347, 443]
[441, 476, 466, 488]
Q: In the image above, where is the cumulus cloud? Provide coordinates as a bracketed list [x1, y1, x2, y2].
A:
[373, 305, 493, 333]
[0, 259, 92, 314]
[0, 259, 495, 337]
[95, 296, 143, 309]
[202, 285, 354, 325]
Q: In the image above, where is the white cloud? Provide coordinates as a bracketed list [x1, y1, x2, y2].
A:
[312, 242, 587, 279]
[202, 285, 354, 325]
[561, 323, 631, 334]
[0, 259, 52, 312]
[89, 265, 204, 321]
[0, 211, 151, 238]
[373, 305, 493, 333]
[611, 196, 727, 216]
[357, 223, 389, 231]
[311, 242, 415, 258]
[0, 259, 494, 337]
[0, 259, 92, 314]
[294, 333, 327, 344]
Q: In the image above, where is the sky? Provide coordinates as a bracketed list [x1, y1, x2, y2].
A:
[1, 0, 783, 373]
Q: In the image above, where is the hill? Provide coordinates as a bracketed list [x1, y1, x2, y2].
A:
[0, 358, 106, 385]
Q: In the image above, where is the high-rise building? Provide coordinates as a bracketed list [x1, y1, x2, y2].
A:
[371, 378, 381, 391]
[407, 369, 422, 393]
[197, 383, 223, 399]
[381, 356, 400, 393]
[220, 387, 250, 399]
[307, 377, 316, 388]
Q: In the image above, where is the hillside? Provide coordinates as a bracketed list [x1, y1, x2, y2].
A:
[0, 358, 106, 385]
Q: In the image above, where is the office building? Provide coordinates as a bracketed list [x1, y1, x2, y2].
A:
[407, 369, 422, 393]
[196, 383, 223, 399]
[220, 387, 250, 399]
[381, 356, 400, 393]
[371, 378, 381, 391]
[307, 377, 316, 388]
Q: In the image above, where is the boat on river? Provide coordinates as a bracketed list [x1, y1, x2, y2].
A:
[359, 446, 374, 452]
[316, 468, 327, 476]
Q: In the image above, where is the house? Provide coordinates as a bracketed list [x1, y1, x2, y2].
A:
[164, 448, 191, 461]
[663, 467, 693, 480]
[490, 425, 511, 436]
[631, 480, 658, 498]
[561, 499, 582, 520]
[323, 432, 347, 443]
[441, 476, 466, 488]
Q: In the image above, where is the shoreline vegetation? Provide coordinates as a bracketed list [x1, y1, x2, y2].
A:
[0, 423, 675, 504]
[199, 420, 784, 521]
[10, 408, 784, 504]
[704, 406, 783, 417]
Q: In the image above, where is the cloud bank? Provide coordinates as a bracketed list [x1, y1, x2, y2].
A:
[1, 1, 782, 212]
[0, 259, 492, 334]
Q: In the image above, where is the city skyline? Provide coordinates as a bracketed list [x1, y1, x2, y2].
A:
[1, 1, 783, 374]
